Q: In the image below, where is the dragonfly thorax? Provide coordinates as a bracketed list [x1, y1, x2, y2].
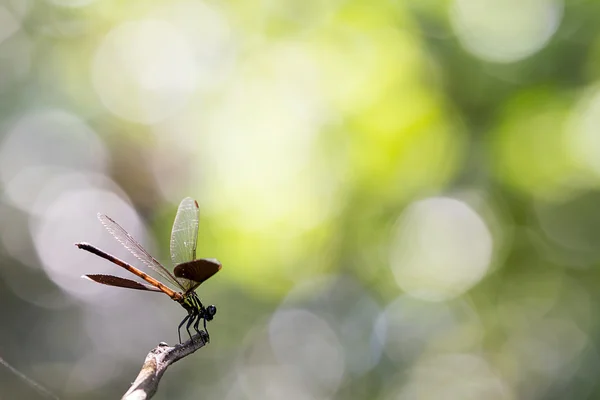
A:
[179, 293, 201, 311]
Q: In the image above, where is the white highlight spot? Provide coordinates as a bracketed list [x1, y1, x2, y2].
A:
[389, 197, 493, 301]
[92, 20, 198, 124]
[45, 0, 98, 8]
[450, 0, 563, 63]
[0, 109, 108, 214]
[569, 85, 600, 178]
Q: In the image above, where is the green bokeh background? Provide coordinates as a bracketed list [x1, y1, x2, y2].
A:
[1, 0, 600, 399]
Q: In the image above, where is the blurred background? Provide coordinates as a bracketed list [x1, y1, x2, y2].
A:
[1, 0, 600, 398]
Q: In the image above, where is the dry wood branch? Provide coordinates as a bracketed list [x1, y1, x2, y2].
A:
[122, 332, 209, 400]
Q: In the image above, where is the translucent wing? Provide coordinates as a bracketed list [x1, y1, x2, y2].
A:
[83, 274, 163, 292]
[173, 258, 221, 292]
[170, 197, 199, 265]
[98, 214, 184, 290]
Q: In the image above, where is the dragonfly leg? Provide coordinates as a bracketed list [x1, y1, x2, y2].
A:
[190, 293, 206, 339]
[185, 310, 197, 341]
[178, 313, 191, 344]
[203, 317, 210, 341]
[193, 310, 202, 336]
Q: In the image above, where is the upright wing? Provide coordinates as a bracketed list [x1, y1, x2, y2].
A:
[170, 197, 199, 265]
[98, 214, 184, 290]
[170, 197, 201, 291]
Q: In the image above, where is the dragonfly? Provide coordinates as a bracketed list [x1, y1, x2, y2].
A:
[75, 197, 221, 343]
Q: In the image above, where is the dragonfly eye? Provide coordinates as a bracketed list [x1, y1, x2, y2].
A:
[206, 305, 217, 320]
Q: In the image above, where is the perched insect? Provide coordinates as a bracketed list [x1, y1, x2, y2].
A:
[76, 197, 221, 343]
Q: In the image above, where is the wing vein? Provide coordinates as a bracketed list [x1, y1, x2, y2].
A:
[98, 214, 183, 290]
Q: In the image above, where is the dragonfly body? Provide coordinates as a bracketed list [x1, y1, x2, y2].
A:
[76, 198, 221, 342]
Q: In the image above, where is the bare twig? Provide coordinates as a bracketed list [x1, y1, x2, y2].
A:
[0, 355, 59, 400]
[122, 333, 209, 400]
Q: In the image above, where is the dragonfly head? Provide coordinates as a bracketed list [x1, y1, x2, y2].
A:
[205, 305, 217, 321]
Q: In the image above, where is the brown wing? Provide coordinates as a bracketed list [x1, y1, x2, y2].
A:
[173, 258, 221, 292]
[83, 274, 163, 292]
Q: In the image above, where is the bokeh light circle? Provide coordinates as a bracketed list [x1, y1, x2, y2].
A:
[280, 275, 384, 376]
[377, 295, 484, 363]
[32, 187, 148, 301]
[268, 308, 345, 397]
[389, 197, 493, 301]
[569, 84, 600, 179]
[0, 109, 108, 214]
[92, 20, 198, 124]
[533, 193, 600, 267]
[450, 0, 563, 63]
[147, 0, 235, 92]
[44, 0, 98, 8]
[392, 353, 512, 399]
[231, 366, 315, 400]
[500, 318, 588, 391]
